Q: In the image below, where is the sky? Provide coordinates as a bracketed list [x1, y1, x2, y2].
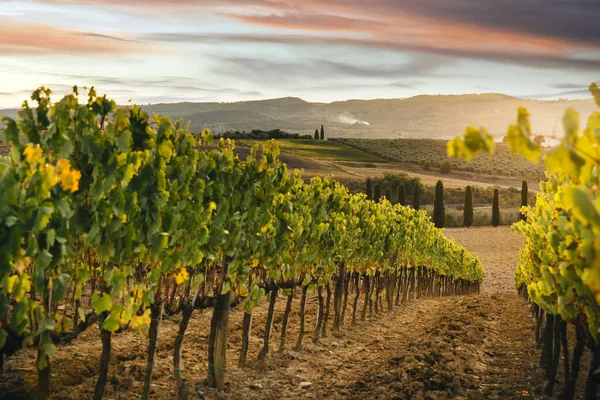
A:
[0, 0, 599, 108]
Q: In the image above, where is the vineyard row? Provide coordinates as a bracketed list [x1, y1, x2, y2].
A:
[0, 87, 483, 399]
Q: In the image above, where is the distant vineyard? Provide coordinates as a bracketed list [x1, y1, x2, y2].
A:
[241, 139, 384, 162]
[333, 138, 546, 179]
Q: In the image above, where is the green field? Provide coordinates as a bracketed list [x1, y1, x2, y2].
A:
[240, 139, 384, 162]
[333, 138, 546, 180]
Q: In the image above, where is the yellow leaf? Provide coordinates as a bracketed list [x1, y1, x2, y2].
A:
[24, 145, 42, 164]
[5, 275, 18, 294]
[175, 267, 189, 285]
[130, 309, 151, 330]
[56, 159, 82, 192]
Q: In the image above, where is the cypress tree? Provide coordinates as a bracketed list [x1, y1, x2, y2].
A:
[314, 129, 319, 140]
[492, 188, 500, 227]
[411, 184, 420, 210]
[398, 184, 406, 206]
[366, 178, 372, 200]
[463, 186, 473, 228]
[520, 181, 528, 221]
[433, 180, 445, 228]
[384, 188, 392, 202]
[373, 184, 382, 203]
[320, 125, 325, 140]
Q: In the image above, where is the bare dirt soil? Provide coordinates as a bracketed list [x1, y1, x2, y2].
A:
[1, 227, 574, 399]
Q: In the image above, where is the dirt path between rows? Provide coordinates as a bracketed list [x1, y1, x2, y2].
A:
[1, 227, 553, 399]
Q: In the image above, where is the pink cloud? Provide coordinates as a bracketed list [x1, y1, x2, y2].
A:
[3, 0, 598, 65]
[0, 20, 152, 55]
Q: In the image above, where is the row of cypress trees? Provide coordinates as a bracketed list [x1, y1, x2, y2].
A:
[367, 178, 529, 228]
[445, 180, 528, 228]
[365, 178, 421, 210]
[313, 125, 325, 140]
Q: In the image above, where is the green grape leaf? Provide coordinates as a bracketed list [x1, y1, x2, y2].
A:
[102, 311, 121, 332]
[39, 317, 55, 333]
[2, 117, 20, 147]
[221, 281, 231, 295]
[118, 131, 132, 152]
[505, 109, 541, 163]
[563, 108, 580, 144]
[91, 293, 112, 315]
[545, 144, 585, 177]
[78, 307, 86, 324]
[563, 186, 600, 227]
[43, 343, 56, 359]
[36, 250, 53, 269]
[447, 127, 494, 162]
[5, 216, 18, 227]
[590, 82, 600, 108]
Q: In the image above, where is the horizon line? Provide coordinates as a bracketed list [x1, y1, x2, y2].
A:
[0, 91, 595, 110]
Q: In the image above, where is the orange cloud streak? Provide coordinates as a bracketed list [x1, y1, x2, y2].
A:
[5, 0, 596, 61]
[233, 11, 575, 57]
[0, 21, 148, 55]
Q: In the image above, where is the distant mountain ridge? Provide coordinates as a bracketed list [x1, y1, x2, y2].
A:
[1, 94, 596, 140]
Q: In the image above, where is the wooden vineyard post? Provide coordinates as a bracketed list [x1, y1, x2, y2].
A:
[333, 263, 346, 331]
[294, 285, 309, 350]
[238, 312, 252, 366]
[207, 260, 232, 390]
[258, 286, 278, 360]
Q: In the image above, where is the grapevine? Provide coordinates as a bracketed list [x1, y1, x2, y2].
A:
[448, 82, 600, 398]
[0, 87, 484, 399]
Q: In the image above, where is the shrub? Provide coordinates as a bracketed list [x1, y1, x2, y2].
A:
[440, 160, 452, 174]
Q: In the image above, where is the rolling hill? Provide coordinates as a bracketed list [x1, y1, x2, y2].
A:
[1, 94, 596, 140]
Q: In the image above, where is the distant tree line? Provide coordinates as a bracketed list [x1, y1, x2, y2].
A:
[365, 174, 423, 210]
[364, 175, 530, 228]
[216, 129, 313, 140]
[216, 126, 326, 141]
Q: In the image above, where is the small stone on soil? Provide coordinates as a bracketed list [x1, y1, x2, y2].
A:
[299, 381, 313, 389]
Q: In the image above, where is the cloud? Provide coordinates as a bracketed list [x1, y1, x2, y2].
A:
[148, 32, 600, 72]
[519, 88, 595, 99]
[552, 83, 595, 90]
[2, 70, 263, 98]
[0, 19, 149, 55]
[207, 54, 452, 90]
[74, 32, 141, 43]
[4, 1, 598, 71]
[35, 0, 598, 50]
